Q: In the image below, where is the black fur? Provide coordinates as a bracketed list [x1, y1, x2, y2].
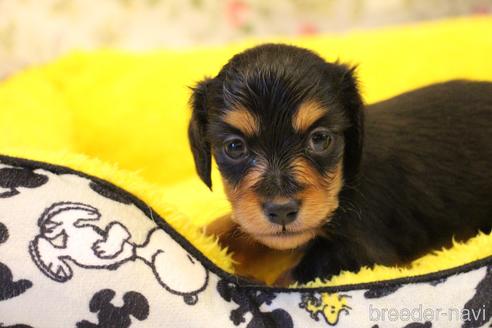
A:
[188, 78, 214, 189]
[188, 43, 492, 283]
[293, 80, 492, 283]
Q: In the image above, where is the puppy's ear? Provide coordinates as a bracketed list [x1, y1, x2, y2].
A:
[335, 64, 364, 185]
[189, 78, 213, 189]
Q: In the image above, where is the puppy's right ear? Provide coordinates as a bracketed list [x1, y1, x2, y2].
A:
[188, 78, 213, 190]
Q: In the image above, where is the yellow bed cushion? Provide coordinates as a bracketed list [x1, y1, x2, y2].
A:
[0, 16, 491, 287]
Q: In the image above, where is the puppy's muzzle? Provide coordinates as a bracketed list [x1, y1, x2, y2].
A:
[262, 200, 300, 226]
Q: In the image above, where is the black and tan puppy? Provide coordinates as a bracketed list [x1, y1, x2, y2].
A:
[188, 44, 492, 284]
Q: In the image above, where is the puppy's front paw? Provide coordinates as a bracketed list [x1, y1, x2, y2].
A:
[292, 238, 362, 284]
[273, 269, 295, 287]
[292, 258, 337, 284]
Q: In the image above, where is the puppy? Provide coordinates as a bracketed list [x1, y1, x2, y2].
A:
[188, 44, 492, 284]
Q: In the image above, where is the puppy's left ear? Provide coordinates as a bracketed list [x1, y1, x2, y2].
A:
[188, 78, 213, 189]
[334, 64, 364, 185]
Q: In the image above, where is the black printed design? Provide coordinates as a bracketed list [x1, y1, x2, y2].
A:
[0, 220, 32, 302]
[371, 322, 432, 328]
[0, 323, 34, 328]
[462, 265, 492, 328]
[217, 279, 293, 328]
[402, 322, 432, 328]
[429, 277, 447, 286]
[77, 289, 149, 328]
[299, 292, 351, 326]
[29, 202, 208, 304]
[0, 222, 8, 244]
[364, 279, 444, 299]
[0, 262, 33, 301]
[364, 284, 401, 298]
[0, 167, 48, 198]
[89, 181, 132, 205]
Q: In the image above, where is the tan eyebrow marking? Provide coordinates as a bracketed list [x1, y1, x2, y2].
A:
[223, 107, 260, 136]
[292, 101, 327, 133]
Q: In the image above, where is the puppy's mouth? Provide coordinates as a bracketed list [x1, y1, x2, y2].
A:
[257, 227, 314, 237]
[251, 226, 318, 250]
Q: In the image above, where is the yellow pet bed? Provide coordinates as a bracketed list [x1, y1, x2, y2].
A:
[0, 17, 491, 327]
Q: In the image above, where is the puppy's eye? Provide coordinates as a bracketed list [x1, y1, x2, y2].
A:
[224, 137, 248, 160]
[307, 129, 332, 153]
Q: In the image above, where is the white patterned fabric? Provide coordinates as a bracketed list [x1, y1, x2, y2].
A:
[0, 155, 491, 328]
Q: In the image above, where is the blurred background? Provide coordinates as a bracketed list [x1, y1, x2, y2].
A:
[1, 0, 492, 79]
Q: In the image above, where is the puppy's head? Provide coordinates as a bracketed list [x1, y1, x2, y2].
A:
[189, 44, 363, 250]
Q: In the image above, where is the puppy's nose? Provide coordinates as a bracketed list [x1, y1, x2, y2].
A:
[263, 200, 299, 225]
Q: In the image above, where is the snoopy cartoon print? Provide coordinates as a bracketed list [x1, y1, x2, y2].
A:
[29, 202, 208, 305]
